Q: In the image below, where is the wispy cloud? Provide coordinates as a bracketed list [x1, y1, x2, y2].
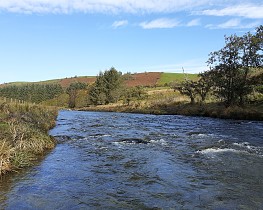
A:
[206, 18, 260, 29]
[200, 4, 263, 19]
[139, 18, 203, 29]
[1, 0, 262, 33]
[112, 20, 128, 29]
[0, 0, 212, 14]
[213, 18, 241, 29]
[0, 0, 262, 21]
[139, 18, 180, 29]
[186, 19, 201, 27]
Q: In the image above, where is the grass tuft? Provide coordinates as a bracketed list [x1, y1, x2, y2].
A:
[0, 99, 58, 175]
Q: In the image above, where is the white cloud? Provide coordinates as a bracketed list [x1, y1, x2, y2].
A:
[139, 18, 180, 29]
[0, 0, 210, 14]
[139, 18, 203, 29]
[186, 19, 201, 27]
[217, 18, 241, 28]
[0, 0, 262, 20]
[201, 4, 263, 19]
[112, 20, 128, 28]
[206, 18, 260, 29]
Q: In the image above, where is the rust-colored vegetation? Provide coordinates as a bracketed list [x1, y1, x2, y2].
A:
[124, 72, 162, 87]
[59, 77, 96, 88]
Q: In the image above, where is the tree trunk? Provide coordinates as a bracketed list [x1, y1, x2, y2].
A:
[190, 97, 195, 104]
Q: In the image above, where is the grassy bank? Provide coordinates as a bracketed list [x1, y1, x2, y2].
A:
[79, 101, 263, 121]
[0, 101, 58, 175]
[153, 102, 263, 121]
[78, 84, 263, 121]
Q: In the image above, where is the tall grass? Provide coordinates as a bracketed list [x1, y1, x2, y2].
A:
[0, 100, 58, 175]
[0, 140, 14, 174]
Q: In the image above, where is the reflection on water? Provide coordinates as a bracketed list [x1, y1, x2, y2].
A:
[1, 111, 263, 209]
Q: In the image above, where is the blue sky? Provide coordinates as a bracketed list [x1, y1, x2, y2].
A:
[0, 0, 262, 84]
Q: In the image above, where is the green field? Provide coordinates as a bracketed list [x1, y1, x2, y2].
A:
[1, 79, 59, 86]
[158, 73, 198, 86]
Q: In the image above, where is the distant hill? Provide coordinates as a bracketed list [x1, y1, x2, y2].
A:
[0, 76, 96, 89]
[0, 72, 198, 88]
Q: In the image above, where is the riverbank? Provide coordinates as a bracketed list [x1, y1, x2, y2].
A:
[0, 102, 58, 175]
[78, 102, 263, 121]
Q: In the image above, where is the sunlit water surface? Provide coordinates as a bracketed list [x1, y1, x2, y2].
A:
[1, 110, 263, 209]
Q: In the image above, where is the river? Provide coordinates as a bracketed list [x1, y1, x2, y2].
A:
[1, 110, 263, 209]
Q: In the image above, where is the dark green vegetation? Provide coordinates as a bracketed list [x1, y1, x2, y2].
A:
[176, 25, 263, 107]
[88, 67, 123, 105]
[0, 84, 63, 104]
[0, 100, 58, 175]
[66, 82, 87, 108]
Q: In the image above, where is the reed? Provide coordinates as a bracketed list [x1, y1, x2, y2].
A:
[0, 140, 14, 174]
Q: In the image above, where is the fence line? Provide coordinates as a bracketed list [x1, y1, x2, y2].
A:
[0, 97, 32, 105]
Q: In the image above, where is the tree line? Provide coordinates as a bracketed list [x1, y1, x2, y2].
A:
[0, 69, 144, 108]
[0, 84, 64, 104]
[175, 25, 263, 106]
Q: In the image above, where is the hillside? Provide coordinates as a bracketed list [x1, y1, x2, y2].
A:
[0, 72, 198, 88]
[0, 76, 96, 89]
[124, 72, 162, 87]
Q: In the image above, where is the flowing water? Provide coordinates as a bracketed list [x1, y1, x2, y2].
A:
[1, 110, 263, 209]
